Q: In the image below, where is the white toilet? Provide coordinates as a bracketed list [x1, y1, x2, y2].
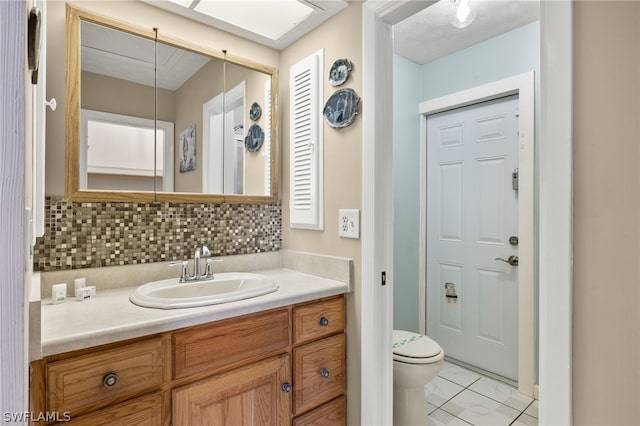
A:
[393, 330, 444, 426]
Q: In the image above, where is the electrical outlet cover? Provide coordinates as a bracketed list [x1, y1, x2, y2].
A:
[339, 209, 359, 239]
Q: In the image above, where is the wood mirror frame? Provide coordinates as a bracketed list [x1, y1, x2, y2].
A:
[65, 5, 279, 204]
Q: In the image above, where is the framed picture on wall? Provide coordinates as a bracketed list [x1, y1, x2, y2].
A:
[179, 124, 196, 173]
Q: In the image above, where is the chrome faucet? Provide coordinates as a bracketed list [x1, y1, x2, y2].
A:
[170, 245, 221, 282]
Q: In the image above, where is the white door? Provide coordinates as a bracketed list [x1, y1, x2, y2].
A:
[426, 95, 519, 381]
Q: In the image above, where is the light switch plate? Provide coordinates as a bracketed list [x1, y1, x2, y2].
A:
[339, 209, 359, 239]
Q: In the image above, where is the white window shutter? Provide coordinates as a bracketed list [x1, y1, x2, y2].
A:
[289, 49, 323, 230]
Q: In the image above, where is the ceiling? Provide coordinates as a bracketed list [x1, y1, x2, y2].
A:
[81, 21, 211, 90]
[393, 0, 540, 64]
[83, 0, 540, 89]
[145, 0, 539, 63]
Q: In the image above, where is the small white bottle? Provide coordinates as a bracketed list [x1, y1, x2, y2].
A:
[74, 277, 86, 299]
[52, 283, 67, 304]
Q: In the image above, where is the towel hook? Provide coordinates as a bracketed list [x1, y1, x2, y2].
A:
[45, 98, 56, 111]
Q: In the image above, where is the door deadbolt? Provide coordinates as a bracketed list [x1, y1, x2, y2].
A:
[495, 256, 519, 266]
[509, 236, 519, 246]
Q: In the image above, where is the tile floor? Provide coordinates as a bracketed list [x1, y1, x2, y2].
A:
[425, 361, 538, 426]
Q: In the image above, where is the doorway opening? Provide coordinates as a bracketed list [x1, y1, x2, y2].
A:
[361, 1, 572, 424]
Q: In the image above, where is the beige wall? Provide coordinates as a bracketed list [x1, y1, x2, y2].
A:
[573, 1, 640, 424]
[279, 4, 362, 425]
[46, 0, 279, 196]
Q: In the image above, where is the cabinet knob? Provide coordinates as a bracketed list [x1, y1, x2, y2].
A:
[319, 316, 329, 327]
[281, 382, 292, 393]
[320, 368, 330, 379]
[102, 372, 119, 388]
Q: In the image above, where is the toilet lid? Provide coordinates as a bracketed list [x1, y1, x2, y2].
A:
[393, 330, 441, 359]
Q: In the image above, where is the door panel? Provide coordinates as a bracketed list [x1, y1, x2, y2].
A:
[439, 162, 464, 241]
[438, 263, 463, 332]
[426, 95, 519, 381]
[476, 157, 508, 245]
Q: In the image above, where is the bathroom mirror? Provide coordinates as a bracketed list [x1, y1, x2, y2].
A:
[65, 5, 279, 203]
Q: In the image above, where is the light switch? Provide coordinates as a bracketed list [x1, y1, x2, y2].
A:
[339, 209, 359, 239]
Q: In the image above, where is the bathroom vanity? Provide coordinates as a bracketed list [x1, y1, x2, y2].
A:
[30, 1, 360, 423]
[31, 267, 349, 425]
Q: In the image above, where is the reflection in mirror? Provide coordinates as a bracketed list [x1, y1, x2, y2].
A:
[201, 78, 245, 194]
[200, 62, 271, 196]
[79, 20, 273, 195]
[80, 21, 162, 192]
[81, 110, 174, 191]
[221, 61, 272, 196]
[161, 45, 273, 196]
[68, 5, 279, 202]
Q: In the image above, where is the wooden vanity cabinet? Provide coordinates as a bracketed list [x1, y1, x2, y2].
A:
[31, 295, 345, 425]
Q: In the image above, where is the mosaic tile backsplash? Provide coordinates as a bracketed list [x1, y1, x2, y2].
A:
[34, 197, 282, 272]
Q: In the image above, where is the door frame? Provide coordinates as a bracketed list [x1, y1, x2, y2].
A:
[1, 0, 28, 414]
[361, 1, 572, 425]
[202, 80, 245, 194]
[417, 72, 535, 395]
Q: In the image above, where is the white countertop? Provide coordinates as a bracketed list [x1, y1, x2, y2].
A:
[40, 268, 349, 357]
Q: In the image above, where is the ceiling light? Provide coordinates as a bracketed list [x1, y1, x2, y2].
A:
[449, 0, 476, 29]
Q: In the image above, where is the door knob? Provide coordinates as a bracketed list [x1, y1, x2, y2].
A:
[495, 256, 519, 266]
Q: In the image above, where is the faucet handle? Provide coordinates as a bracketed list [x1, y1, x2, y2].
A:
[169, 260, 190, 282]
[204, 258, 223, 277]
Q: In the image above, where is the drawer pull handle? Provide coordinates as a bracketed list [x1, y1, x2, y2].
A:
[102, 372, 119, 388]
[320, 368, 330, 379]
[319, 317, 329, 327]
[281, 382, 292, 393]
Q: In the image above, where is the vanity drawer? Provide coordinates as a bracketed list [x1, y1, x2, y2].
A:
[293, 296, 345, 345]
[173, 308, 289, 379]
[293, 396, 345, 426]
[46, 337, 164, 416]
[67, 392, 162, 426]
[293, 333, 345, 415]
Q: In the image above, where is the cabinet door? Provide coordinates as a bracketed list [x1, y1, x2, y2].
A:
[173, 354, 291, 426]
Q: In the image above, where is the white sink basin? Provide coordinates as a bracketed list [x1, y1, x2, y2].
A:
[129, 272, 278, 309]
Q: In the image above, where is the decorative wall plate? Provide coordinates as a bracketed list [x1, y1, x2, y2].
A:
[249, 102, 262, 121]
[323, 88, 360, 128]
[244, 124, 264, 152]
[329, 58, 352, 86]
